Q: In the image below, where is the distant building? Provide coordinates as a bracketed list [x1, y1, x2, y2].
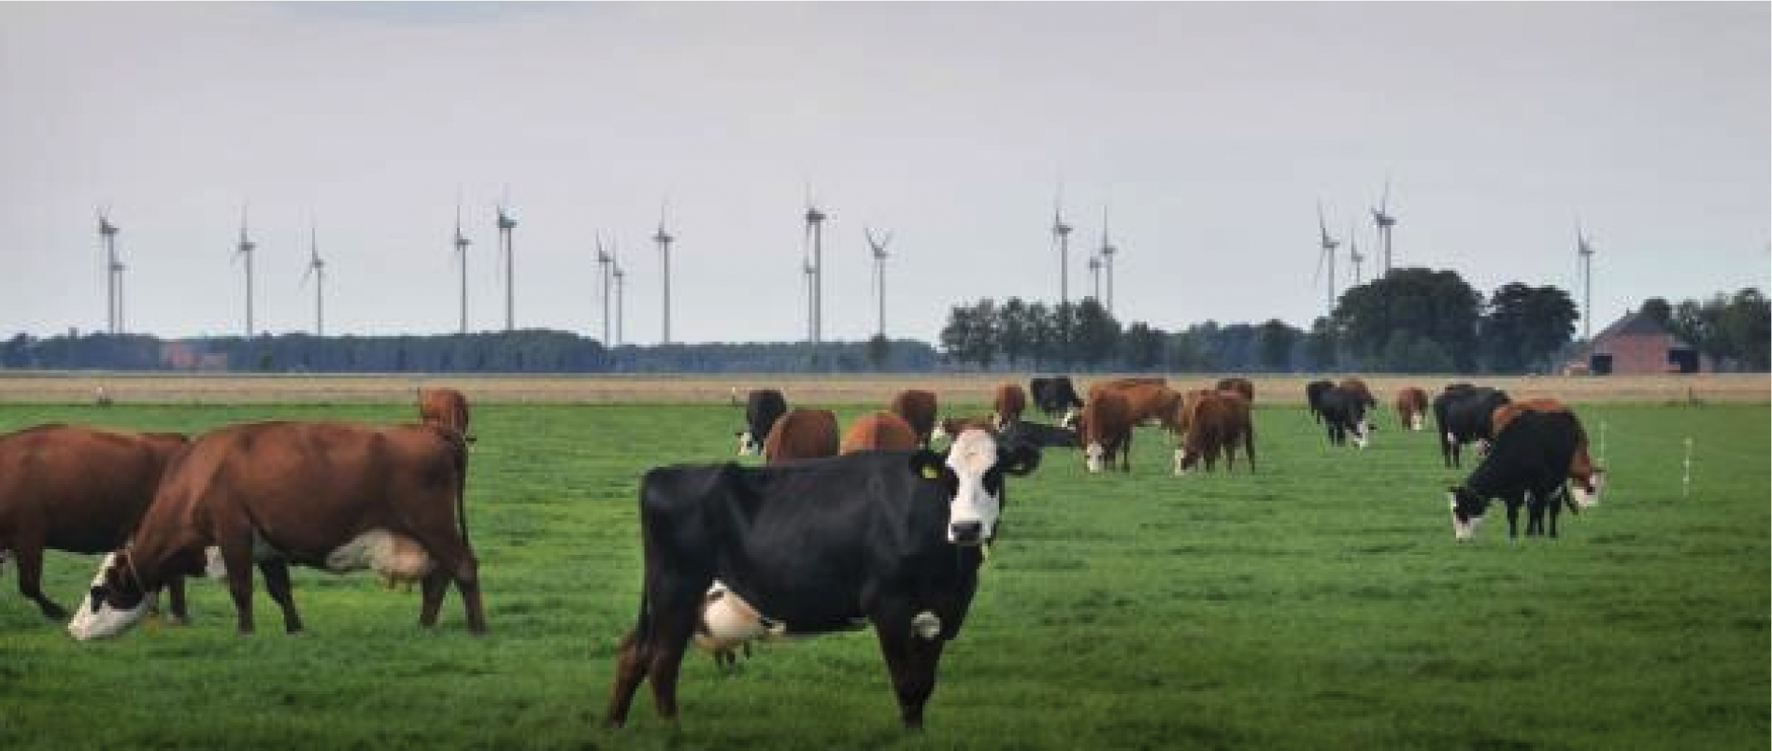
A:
[1562, 310, 1702, 375]
[160, 341, 230, 372]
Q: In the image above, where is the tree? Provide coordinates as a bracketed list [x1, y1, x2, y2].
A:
[1480, 283, 1579, 373]
[1334, 267, 1482, 373]
[866, 334, 891, 371]
[996, 297, 1031, 369]
[1120, 322, 1165, 371]
[939, 299, 999, 370]
[1639, 297, 1673, 332]
[1071, 298, 1121, 370]
[1025, 302, 1056, 371]
[1258, 319, 1299, 372]
[1304, 316, 1339, 372]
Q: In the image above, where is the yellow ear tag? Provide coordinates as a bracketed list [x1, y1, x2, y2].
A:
[921, 465, 941, 480]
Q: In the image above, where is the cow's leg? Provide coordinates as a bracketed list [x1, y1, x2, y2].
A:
[12, 539, 66, 620]
[219, 540, 257, 634]
[418, 567, 450, 628]
[642, 580, 703, 724]
[872, 611, 947, 730]
[605, 628, 650, 728]
[165, 575, 188, 625]
[408, 527, 487, 635]
[257, 559, 304, 634]
[1504, 497, 1521, 541]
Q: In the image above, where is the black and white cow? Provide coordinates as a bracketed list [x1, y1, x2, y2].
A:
[1433, 385, 1511, 468]
[604, 429, 1041, 730]
[1029, 376, 1084, 420]
[1448, 409, 1583, 542]
[735, 389, 788, 456]
[1305, 379, 1335, 424]
[998, 419, 1080, 451]
[1318, 386, 1371, 449]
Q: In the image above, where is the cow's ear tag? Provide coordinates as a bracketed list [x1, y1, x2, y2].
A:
[921, 465, 941, 480]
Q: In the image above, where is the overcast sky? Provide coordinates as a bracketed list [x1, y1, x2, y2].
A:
[2, 2, 1766, 344]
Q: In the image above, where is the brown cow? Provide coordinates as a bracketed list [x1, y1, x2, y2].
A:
[1491, 398, 1605, 508]
[0, 425, 189, 622]
[1215, 377, 1255, 403]
[418, 387, 474, 443]
[1082, 378, 1179, 429]
[763, 409, 841, 464]
[839, 412, 920, 454]
[931, 414, 997, 445]
[1395, 387, 1430, 431]
[1079, 390, 1134, 473]
[71, 421, 485, 640]
[1175, 392, 1255, 474]
[889, 389, 939, 446]
[1339, 378, 1377, 410]
[992, 384, 1028, 429]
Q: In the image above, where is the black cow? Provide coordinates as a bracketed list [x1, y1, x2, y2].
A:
[1318, 386, 1370, 448]
[1028, 376, 1084, 419]
[736, 389, 788, 456]
[1433, 385, 1511, 468]
[1449, 409, 1583, 541]
[1305, 379, 1334, 424]
[605, 430, 1041, 730]
[998, 419, 1079, 450]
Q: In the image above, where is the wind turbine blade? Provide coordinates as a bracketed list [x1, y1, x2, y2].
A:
[1380, 177, 1391, 213]
[1312, 247, 1326, 287]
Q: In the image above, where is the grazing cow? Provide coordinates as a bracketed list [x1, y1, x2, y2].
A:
[604, 429, 1041, 730]
[1434, 385, 1511, 468]
[1215, 377, 1255, 403]
[889, 389, 939, 446]
[998, 420, 1080, 451]
[0, 425, 189, 622]
[840, 412, 920, 454]
[417, 387, 474, 442]
[736, 389, 789, 456]
[70, 421, 486, 640]
[1491, 398, 1606, 509]
[1395, 387, 1430, 431]
[1449, 409, 1584, 541]
[763, 409, 841, 464]
[1078, 391, 1134, 473]
[992, 383, 1028, 429]
[931, 415, 996, 445]
[1318, 386, 1371, 449]
[1080, 378, 1177, 429]
[1175, 391, 1255, 474]
[1338, 377, 1377, 431]
[1305, 380, 1335, 423]
[1028, 376, 1084, 419]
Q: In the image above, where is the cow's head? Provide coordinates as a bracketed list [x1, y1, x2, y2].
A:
[1410, 414, 1425, 431]
[909, 429, 1040, 547]
[1572, 468, 1606, 508]
[1084, 440, 1107, 473]
[1447, 485, 1489, 542]
[68, 552, 150, 640]
[735, 430, 760, 456]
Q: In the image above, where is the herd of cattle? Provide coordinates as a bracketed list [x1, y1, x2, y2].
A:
[0, 376, 1606, 730]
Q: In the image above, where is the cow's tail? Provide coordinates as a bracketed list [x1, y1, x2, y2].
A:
[443, 427, 471, 549]
[1245, 422, 1257, 473]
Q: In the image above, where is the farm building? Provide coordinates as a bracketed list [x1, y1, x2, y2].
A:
[1563, 310, 1702, 375]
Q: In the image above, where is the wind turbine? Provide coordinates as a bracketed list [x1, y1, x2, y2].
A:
[594, 233, 614, 345]
[112, 258, 126, 335]
[1371, 177, 1397, 276]
[1087, 254, 1103, 302]
[453, 198, 471, 335]
[497, 190, 517, 332]
[97, 208, 119, 334]
[1578, 221, 1596, 341]
[612, 248, 626, 347]
[1051, 186, 1073, 306]
[1099, 205, 1119, 314]
[803, 190, 828, 344]
[1348, 221, 1365, 285]
[653, 200, 674, 345]
[864, 226, 893, 338]
[1314, 201, 1340, 317]
[300, 218, 326, 336]
[233, 204, 257, 338]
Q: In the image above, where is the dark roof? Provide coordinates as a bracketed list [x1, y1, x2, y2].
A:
[1564, 310, 1695, 365]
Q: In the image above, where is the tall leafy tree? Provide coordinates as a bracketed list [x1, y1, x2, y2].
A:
[1638, 297, 1674, 332]
[1304, 316, 1339, 372]
[1334, 267, 1482, 372]
[1258, 319, 1300, 372]
[1120, 322, 1166, 371]
[1071, 298, 1122, 369]
[996, 297, 1031, 369]
[1480, 283, 1579, 373]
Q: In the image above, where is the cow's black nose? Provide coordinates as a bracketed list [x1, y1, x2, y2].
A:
[951, 521, 982, 543]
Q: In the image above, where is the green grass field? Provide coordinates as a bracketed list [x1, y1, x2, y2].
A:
[1, 399, 1766, 749]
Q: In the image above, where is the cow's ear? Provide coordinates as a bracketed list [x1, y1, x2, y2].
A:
[998, 444, 1042, 476]
[909, 449, 946, 481]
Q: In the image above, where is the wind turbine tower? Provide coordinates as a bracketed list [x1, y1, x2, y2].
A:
[1087, 254, 1103, 302]
[97, 209, 119, 334]
[497, 194, 517, 332]
[1578, 223, 1596, 341]
[1315, 201, 1340, 316]
[803, 195, 828, 344]
[113, 259, 126, 334]
[1051, 188, 1073, 306]
[301, 220, 326, 336]
[595, 234, 614, 345]
[865, 227, 893, 338]
[1371, 178, 1397, 276]
[613, 251, 626, 347]
[234, 205, 257, 338]
[1099, 206, 1119, 314]
[453, 200, 471, 334]
[1348, 222, 1365, 285]
[654, 201, 675, 345]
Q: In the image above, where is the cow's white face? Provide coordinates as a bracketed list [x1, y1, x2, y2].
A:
[1573, 470, 1606, 508]
[1172, 448, 1188, 476]
[944, 430, 1004, 546]
[1449, 488, 1487, 542]
[1060, 409, 1080, 431]
[1410, 414, 1425, 431]
[735, 431, 759, 456]
[1084, 441, 1105, 473]
[1352, 421, 1370, 450]
[67, 554, 148, 640]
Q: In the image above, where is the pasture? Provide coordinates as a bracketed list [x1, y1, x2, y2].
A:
[0, 383, 1766, 749]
